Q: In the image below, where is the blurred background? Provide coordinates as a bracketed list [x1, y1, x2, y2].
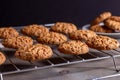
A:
[0, 0, 120, 27]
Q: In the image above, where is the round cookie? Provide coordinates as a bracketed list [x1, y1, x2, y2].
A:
[0, 52, 6, 65]
[37, 32, 67, 45]
[50, 22, 77, 34]
[109, 16, 120, 22]
[90, 24, 114, 33]
[58, 40, 89, 55]
[86, 35, 120, 50]
[2, 36, 33, 49]
[69, 30, 97, 41]
[21, 24, 49, 37]
[15, 44, 53, 61]
[105, 19, 120, 31]
[91, 12, 111, 25]
[0, 27, 19, 39]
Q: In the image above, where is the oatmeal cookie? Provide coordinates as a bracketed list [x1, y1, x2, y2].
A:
[0, 52, 6, 65]
[37, 32, 67, 45]
[105, 19, 120, 31]
[15, 44, 53, 61]
[69, 30, 97, 41]
[21, 24, 49, 37]
[50, 22, 77, 34]
[90, 24, 114, 33]
[86, 35, 120, 50]
[91, 12, 112, 25]
[109, 16, 120, 22]
[58, 40, 89, 55]
[0, 27, 19, 39]
[2, 36, 33, 49]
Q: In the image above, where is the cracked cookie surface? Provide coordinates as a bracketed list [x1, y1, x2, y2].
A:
[105, 19, 120, 31]
[15, 44, 53, 61]
[50, 22, 77, 34]
[86, 35, 120, 50]
[21, 24, 49, 37]
[37, 32, 67, 45]
[109, 16, 120, 22]
[0, 27, 19, 39]
[2, 36, 33, 49]
[91, 12, 111, 25]
[90, 24, 114, 33]
[58, 40, 89, 55]
[69, 30, 97, 41]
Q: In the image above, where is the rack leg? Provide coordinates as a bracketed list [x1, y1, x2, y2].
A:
[0, 73, 3, 80]
[98, 50, 119, 72]
[111, 56, 119, 72]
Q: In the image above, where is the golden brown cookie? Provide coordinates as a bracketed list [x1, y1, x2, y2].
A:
[0, 27, 19, 39]
[2, 36, 33, 49]
[91, 12, 112, 25]
[109, 16, 120, 22]
[37, 32, 67, 45]
[50, 22, 77, 34]
[0, 52, 6, 65]
[15, 44, 53, 61]
[105, 19, 120, 31]
[58, 40, 89, 55]
[90, 24, 114, 33]
[86, 35, 120, 50]
[21, 24, 49, 37]
[69, 30, 97, 41]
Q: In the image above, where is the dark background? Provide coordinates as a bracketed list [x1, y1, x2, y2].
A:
[0, 0, 120, 27]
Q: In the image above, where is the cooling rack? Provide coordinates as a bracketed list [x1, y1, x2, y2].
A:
[0, 23, 120, 80]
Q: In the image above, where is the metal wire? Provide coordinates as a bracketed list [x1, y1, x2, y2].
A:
[97, 50, 119, 72]
[0, 73, 3, 80]
[1, 49, 120, 75]
[93, 73, 120, 80]
[53, 51, 70, 63]
[0, 25, 120, 80]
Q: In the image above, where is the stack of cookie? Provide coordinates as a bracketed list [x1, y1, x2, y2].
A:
[90, 12, 120, 33]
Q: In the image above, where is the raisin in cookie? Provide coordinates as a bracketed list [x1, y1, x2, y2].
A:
[21, 24, 49, 37]
[15, 44, 53, 61]
[86, 35, 120, 50]
[91, 12, 111, 25]
[90, 24, 114, 33]
[58, 40, 89, 55]
[105, 19, 120, 31]
[37, 32, 67, 45]
[2, 36, 33, 49]
[69, 30, 97, 41]
[50, 22, 77, 34]
[0, 52, 6, 65]
[0, 27, 19, 39]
